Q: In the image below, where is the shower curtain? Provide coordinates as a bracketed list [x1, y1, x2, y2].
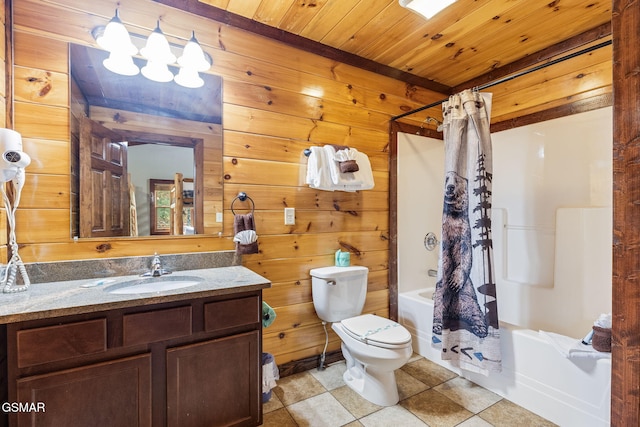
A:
[432, 89, 501, 374]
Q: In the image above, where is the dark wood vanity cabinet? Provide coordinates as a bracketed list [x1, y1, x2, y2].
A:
[2, 291, 263, 427]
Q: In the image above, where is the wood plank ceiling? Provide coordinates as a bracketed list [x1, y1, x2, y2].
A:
[195, 0, 613, 126]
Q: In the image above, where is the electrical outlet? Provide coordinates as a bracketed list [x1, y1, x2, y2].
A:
[216, 212, 223, 223]
[284, 208, 295, 225]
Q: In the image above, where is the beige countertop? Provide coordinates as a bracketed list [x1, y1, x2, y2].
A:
[0, 265, 271, 324]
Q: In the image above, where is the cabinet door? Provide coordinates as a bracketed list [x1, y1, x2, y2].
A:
[166, 331, 260, 427]
[15, 354, 151, 427]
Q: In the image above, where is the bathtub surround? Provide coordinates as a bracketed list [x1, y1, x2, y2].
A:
[396, 108, 613, 425]
[433, 90, 500, 374]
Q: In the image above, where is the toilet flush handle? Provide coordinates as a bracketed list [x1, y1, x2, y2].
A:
[327, 280, 336, 286]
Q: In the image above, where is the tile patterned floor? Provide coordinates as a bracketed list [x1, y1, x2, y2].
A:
[262, 354, 558, 427]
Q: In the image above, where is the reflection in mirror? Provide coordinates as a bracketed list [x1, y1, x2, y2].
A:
[69, 43, 223, 238]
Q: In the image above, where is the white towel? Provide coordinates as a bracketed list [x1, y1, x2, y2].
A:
[322, 145, 375, 192]
[539, 330, 611, 360]
[324, 145, 361, 189]
[306, 145, 375, 192]
[305, 146, 334, 191]
[352, 150, 374, 190]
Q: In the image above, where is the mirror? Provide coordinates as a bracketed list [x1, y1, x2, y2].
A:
[69, 43, 223, 238]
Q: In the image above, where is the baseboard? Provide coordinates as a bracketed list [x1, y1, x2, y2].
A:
[276, 350, 344, 378]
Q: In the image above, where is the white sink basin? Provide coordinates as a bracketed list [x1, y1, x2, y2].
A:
[105, 275, 204, 295]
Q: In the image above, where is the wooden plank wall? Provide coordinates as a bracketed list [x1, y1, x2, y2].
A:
[611, 0, 640, 424]
[10, 0, 444, 365]
[0, 0, 7, 261]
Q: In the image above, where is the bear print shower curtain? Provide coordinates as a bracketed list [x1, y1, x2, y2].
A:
[432, 89, 502, 374]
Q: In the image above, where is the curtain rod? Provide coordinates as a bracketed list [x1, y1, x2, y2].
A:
[390, 39, 613, 122]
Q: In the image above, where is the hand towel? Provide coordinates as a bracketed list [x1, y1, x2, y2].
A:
[262, 301, 276, 328]
[351, 150, 375, 190]
[332, 146, 360, 172]
[233, 212, 259, 255]
[234, 212, 254, 234]
[323, 145, 362, 191]
[323, 145, 375, 191]
[539, 330, 611, 359]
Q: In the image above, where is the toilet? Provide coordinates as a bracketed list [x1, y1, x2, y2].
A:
[310, 266, 413, 406]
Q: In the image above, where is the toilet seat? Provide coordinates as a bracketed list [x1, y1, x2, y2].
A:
[341, 314, 411, 349]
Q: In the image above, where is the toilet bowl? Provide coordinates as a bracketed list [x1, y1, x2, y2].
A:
[332, 314, 413, 406]
[310, 266, 413, 406]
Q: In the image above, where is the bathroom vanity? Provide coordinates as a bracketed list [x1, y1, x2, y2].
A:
[0, 264, 271, 427]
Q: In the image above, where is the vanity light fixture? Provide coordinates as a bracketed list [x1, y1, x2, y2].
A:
[399, 0, 457, 19]
[92, 12, 212, 87]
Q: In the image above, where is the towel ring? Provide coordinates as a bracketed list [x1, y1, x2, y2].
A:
[231, 192, 255, 215]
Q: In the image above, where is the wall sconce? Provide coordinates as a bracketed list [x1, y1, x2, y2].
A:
[399, 0, 457, 19]
[92, 10, 212, 88]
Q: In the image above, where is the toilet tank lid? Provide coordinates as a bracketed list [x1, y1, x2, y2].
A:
[309, 265, 368, 279]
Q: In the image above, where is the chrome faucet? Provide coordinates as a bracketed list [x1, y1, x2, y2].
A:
[151, 254, 163, 276]
[142, 253, 171, 277]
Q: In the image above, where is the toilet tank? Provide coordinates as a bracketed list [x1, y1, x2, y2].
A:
[310, 266, 368, 323]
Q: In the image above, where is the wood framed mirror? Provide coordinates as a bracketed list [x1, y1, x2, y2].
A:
[70, 43, 222, 238]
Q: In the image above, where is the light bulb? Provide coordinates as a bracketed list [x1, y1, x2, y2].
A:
[177, 31, 210, 72]
[141, 61, 174, 82]
[140, 21, 176, 64]
[174, 66, 204, 88]
[103, 51, 139, 76]
[96, 10, 137, 55]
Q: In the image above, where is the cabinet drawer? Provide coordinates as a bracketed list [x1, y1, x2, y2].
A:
[123, 306, 192, 346]
[17, 319, 107, 368]
[204, 296, 260, 332]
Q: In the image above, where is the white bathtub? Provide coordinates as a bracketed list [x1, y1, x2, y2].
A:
[398, 288, 611, 427]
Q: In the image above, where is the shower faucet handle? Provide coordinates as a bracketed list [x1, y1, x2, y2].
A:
[424, 232, 439, 251]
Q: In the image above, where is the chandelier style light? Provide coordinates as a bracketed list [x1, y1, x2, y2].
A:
[93, 10, 212, 88]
